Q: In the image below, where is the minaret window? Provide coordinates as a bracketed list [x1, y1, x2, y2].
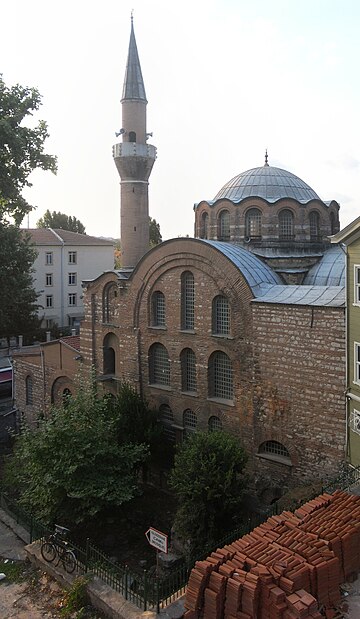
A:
[245, 208, 262, 240]
[309, 211, 320, 241]
[212, 295, 230, 336]
[181, 271, 195, 330]
[279, 209, 294, 240]
[181, 348, 197, 392]
[208, 351, 233, 400]
[129, 131, 136, 142]
[200, 212, 209, 239]
[151, 291, 166, 327]
[218, 210, 230, 241]
[149, 343, 170, 386]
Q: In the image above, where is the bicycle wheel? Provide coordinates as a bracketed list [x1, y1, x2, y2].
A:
[41, 541, 56, 563]
[63, 549, 76, 573]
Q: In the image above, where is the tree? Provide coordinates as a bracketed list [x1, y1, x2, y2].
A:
[169, 431, 248, 555]
[0, 223, 41, 344]
[4, 383, 149, 524]
[37, 210, 86, 234]
[149, 216, 162, 247]
[0, 74, 57, 225]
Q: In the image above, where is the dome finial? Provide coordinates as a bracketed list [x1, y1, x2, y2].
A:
[131, 9, 134, 25]
[264, 149, 269, 167]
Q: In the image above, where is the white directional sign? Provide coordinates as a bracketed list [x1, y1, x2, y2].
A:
[145, 527, 168, 553]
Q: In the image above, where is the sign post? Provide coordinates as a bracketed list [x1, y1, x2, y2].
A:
[145, 527, 168, 576]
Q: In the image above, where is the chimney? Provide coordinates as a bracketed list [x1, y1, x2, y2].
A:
[71, 328, 76, 336]
[46, 331, 51, 342]
[18, 335, 23, 348]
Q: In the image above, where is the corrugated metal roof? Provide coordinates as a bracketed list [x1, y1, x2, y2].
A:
[252, 284, 345, 307]
[303, 245, 345, 286]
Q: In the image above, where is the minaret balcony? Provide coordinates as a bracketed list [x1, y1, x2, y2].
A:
[112, 142, 156, 161]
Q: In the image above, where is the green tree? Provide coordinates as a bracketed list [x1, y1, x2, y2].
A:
[149, 216, 162, 247]
[0, 74, 57, 225]
[169, 431, 248, 554]
[4, 383, 149, 524]
[0, 223, 41, 344]
[37, 210, 86, 234]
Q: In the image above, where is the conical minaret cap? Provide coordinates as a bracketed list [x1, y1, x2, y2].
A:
[121, 17, 147, 102]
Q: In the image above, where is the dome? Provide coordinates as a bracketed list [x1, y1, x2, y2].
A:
[214, 165, 320, 203]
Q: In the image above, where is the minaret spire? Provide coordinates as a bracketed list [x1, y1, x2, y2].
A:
[264, 149, 269, 167]
[113, 17, 156, 269]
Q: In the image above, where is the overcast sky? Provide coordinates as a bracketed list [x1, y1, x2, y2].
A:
[2, 0, 360, 239]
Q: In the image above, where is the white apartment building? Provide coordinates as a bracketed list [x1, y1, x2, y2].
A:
[25, 229, 114, 329]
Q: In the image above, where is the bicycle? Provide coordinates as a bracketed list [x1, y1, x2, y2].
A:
[40, 524, 77, 574]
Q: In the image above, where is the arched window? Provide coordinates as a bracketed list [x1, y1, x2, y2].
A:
[200, 212, 209, 239]
[212, 295, 230, 336]
[258, 440, 291, 463]
[129, 131, 136, 142]
[62, 388, 72, 406]
[103, 283, 118, 323]
[25, 375, 33, 405]
[183, 409, 197, 437]
[149, 343, 170, 386]
[103, 332, 118, 375]
[208, 351, 233, 400]
[218, 210, 230, 241]
[245, 208, 262, 240]
[330, 211, 336, 235]
[151, 291, 165, 327]
[309, 211, 320, 241]
[181, 271, 194, 330]
[208, 416, 222, 432]
[159, 404, 175, 442]
[181, 348, 197, 392]
[279, 209, 294, 240]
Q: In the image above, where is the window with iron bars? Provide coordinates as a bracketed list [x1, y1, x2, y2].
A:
[309, 211, 320, 241]
[159, 404, 176, 442]
[259, 440, 290, 459]
[181, 348, 197, 392]
[208, 351, 233, 400]
[181, 271, 194, 330]
[218, 210, 230, 241]
[350, 409, 360, 435]
[149, 343, 170, 386]
[279, 209, 294, 240]
[152, 291, 166, 326]
[212, 295, 230, 336]
[245, 208, 262, 239]
[183, 409, 197, 438]
[208, 416, 222, 432]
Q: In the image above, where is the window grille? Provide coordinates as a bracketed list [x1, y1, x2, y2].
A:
[309, 211, 320, 241]
[350, 409, 360, 435]
[355, 343, 360, 384]
[149, 343, 170, 386]
[152, 291, 166, 326]
[46, 273, 53, 286]
[218, 210, 230, 241]
[181, 271, 194, 330]
[183, 409, 197, 438]
[208, 416, 222, 432]
[181, 348, 197, 392]
[245, 209, 262, 239]
[26, 375, 33, 405]
[208, 351, 233, 400]
[259, 440, 290, 459]
[212, 295, 230, 335]
[200, 212, 209, 239]
[68, 272, 77, 285]
[354, 267, 360, 305]
[279, 210, 294, 240]
[160, 404, 175, 442]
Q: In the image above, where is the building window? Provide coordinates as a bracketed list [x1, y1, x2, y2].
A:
[103, 347, 115, 375]
[25, 375, 33, 405]
[46, 319, 53, 329]
[354, 343, 360, 385]
[181, 348, 197, 392]
[152, 291, 166, 327]
[68, 293, 77, 306]
[258, 440, 291, 463]
[350, 409, 360, 435]
[245, 208, 262, 240]
[218, 210, 230, 241]
[149, 343, 170, 386]
[279, 209, 294, 240]
[208, 416, 222, 432]
[46, 295, 53, 308]
[208, 351, 233, 400]
[68, 251, 77, 264]
[200, 212, 209, 239]
[183, 409, 197, 438]
[181, 271, 195, 330]
[68, 272, 77, 285]
[309, 211, 320, 241]
[354, 266, 360, 305]
[45, 273, 53, 286]
[45, 252, 53, 265]
[212, 295, 230, 336]
[129, 131, 136, 142]
[159, 404, 176, 442]
[103, 283, 118, 323]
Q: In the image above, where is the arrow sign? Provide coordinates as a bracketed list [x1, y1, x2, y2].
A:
[145, 527, 168, 554]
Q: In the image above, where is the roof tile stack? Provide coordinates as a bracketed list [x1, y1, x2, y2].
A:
[184, 490, 360, 619]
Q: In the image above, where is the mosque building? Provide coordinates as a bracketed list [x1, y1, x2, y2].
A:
[14, 18, 346, 501]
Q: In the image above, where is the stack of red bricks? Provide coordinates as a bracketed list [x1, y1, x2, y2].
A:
[183, 490, 360, 619]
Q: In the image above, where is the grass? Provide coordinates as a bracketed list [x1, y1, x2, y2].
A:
[0, 557, 27, 583]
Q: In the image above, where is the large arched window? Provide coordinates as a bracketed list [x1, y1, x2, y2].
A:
[183, 409, 197, 438]
[279, 209, 294, 240]
[200, 212, 209, 239]
[25, 375, 33, 405]
[218, 210, 230, 241]
[208, 416, 222, 432]
[181, 348, 197, 392]
[258, 440, 291, 464]
[159, 404, 175, 442]
[181, 271, 195, 330]
[309, 211, 320, 241]
[208, 351, 233, 400]
[212, 295, 230, 336]
[149, 343, 170, 386]
[103, 283, 118, 323]
[103, 332, 118, 375]
[151, 291, 166, 327]
[245, 208, 262, 240]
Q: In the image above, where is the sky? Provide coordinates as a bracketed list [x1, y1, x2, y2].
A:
[1, 0, 360, 240]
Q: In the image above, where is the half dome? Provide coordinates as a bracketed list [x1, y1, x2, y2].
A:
[214, 165, 320, 203]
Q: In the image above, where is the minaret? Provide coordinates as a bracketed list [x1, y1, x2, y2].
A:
[113, 16, 156, 269]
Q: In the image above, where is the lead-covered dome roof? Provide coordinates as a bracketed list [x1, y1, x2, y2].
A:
[214, 165, 320, 203]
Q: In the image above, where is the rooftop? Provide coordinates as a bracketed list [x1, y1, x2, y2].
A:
[24, 229, 114, 246]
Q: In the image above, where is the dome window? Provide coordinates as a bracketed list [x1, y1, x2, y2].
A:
[245, 208, 262, 240]
[279, 209, 294, 240]
[309, 211, 320, 241]
[218, 210, 230, 241]
[200, 212, 209, 239]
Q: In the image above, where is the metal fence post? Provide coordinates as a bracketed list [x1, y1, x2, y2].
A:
[143, 569, 147, 611]
[124, 565, 129, 600]
[156, 574, 160, 615]
[85, 538, 90, 573]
